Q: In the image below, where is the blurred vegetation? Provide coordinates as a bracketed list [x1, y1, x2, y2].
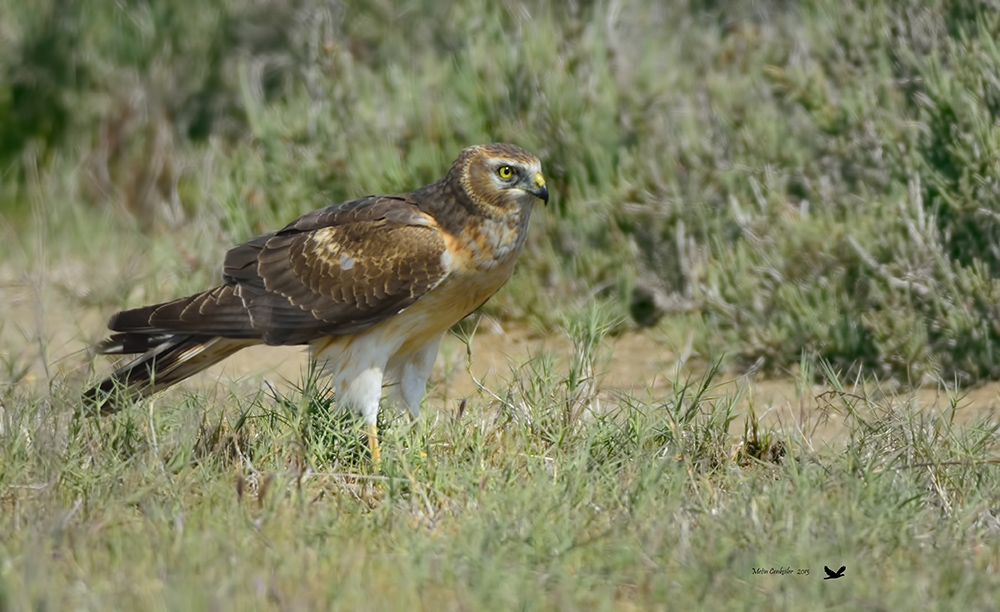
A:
[4, 0, 1000, 384]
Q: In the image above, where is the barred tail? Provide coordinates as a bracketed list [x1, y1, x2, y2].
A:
[83, 334, 254, 415]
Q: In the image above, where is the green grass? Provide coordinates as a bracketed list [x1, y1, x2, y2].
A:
[4, 0, 1000, 608]
[3, 330, 1000, 609]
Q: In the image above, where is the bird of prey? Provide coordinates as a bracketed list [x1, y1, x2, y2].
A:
[84, 143, 548, 466]
[824, 565, 846, 580]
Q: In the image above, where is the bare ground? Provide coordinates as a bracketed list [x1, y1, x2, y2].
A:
[4, 272, 1000, 450]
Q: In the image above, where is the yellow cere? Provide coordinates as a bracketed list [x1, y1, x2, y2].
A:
[534, 172, 545, 188]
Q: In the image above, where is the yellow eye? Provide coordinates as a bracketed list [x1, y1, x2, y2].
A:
[497, 165, 514, 179]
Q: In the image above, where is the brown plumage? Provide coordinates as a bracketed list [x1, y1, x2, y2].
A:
[84, 144, 548, 462]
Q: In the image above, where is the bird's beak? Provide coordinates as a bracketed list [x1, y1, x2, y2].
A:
[528, 172, 549, 204]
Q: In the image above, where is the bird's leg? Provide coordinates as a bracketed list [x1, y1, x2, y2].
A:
[366, 421, 381, 472]
[381, 337, 441, 462]
[331, 362, 386, 473]
[395, 335, 442, 419]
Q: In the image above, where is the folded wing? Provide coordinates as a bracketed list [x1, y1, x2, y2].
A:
[108, 195, 450, 345]
[85, 195, 451, 412]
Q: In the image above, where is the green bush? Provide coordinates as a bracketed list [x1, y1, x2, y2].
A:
[4, 0, 1000, 384]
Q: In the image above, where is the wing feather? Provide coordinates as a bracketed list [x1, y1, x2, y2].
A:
[109, 195, 451, 345]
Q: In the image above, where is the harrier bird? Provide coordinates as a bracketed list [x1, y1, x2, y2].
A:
[85, 143, 548, 464]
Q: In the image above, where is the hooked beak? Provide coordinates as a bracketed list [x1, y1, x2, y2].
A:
[528, 171, 549, 204]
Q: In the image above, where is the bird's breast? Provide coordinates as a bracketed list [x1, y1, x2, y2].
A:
[384, 214, 528, 354]
[313, 210, 530, 359]
[440, 212, 529, 273]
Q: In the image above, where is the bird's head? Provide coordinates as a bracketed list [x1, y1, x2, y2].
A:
[453, 143, 548, 215]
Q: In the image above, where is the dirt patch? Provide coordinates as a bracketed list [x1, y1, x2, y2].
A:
[5, 273, 1000, 450]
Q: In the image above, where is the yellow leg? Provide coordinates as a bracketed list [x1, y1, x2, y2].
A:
[366, 422, 381, 472]
[407, 413, 428, 459]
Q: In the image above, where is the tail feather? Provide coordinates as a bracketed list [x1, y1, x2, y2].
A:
[97, 332, 177, 355]
[83, 334, 255, 415]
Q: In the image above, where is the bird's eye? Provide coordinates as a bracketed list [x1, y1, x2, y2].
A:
[497, 165, 514, 180]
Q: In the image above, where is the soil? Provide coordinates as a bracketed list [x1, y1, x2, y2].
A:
[4, 275, 1000, 450]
